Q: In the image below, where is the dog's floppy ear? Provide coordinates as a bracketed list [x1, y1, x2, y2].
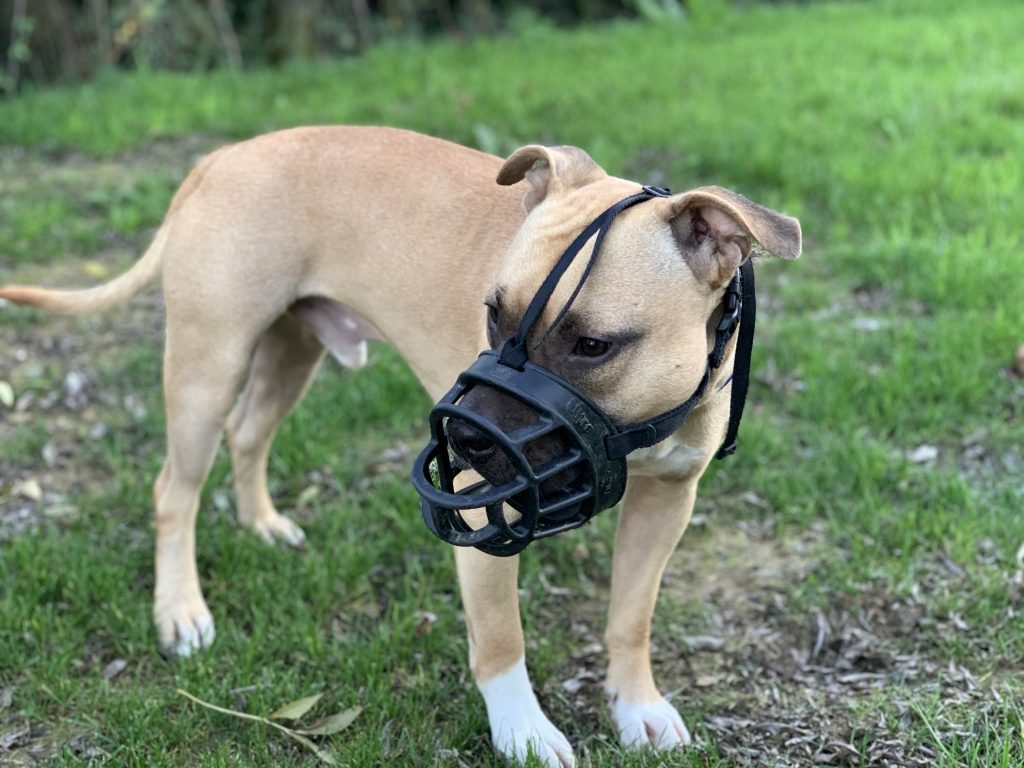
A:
[496, 145, 607, 212]
[663, 185, 802, 287]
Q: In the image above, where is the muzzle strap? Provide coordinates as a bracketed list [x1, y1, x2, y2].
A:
[604, 263, 750, 460]
[715, 258, 756, 459]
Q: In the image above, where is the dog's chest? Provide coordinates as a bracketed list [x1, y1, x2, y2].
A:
[626, 439, 706, 478]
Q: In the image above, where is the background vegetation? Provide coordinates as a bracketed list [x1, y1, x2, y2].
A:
[1, 0, 1023, 765]
[8, 0, 707, 93]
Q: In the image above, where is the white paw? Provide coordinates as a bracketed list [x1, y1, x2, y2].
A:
[155, 596, 215, 658]
[479, 658, 575, 767]
[248, 512, 306, 547]
[609, 693, 691, 750]
[491, 711, 574, 767]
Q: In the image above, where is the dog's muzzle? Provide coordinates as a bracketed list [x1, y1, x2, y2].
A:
[411, 185, 754, 556]
[412, 351, 628, 557]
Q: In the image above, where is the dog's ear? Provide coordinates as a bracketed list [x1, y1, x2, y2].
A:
[663, 186, 802, 287]
[496, 145, 607, 212]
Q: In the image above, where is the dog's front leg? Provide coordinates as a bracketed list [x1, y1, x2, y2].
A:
[456, 542, 575, 767]
[605, 474, 696, 751]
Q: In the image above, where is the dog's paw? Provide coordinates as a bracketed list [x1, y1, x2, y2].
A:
[155, 597, 216, 658]
[479, 658, 575, 767]
[610, 693, 691, 750]
[490, 717, 575, 768]
[247, 512, 306, 547]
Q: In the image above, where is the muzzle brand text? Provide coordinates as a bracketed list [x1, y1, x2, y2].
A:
[565, 398, 594, 435]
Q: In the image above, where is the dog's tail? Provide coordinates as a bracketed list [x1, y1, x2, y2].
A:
[0, 223, 169, 315]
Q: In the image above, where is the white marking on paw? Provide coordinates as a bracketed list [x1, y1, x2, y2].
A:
[609, 691, 691, 750]
[478, 657, 575, 767]
[156, 598, 216, 658]
[249, 513, 306, 547]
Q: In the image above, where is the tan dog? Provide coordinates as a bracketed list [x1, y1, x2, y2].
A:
[0, 126, 800, 766]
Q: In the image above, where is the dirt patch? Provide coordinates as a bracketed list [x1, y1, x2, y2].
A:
[0, 138, 223, 539]
[534, 515, 1020, 767]
[663, 520, 1017, 766]
[0, 718, 101, 766]
[0, 269, 167, 538]
[0, 133, 220, 189]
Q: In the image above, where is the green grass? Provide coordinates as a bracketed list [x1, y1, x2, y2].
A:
[2, 0, 1023, 765]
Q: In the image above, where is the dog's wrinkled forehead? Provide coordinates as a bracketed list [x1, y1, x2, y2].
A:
[494, 147, 684, 325]
[491, 141, 803, 336]
[498, 186, 670, 310]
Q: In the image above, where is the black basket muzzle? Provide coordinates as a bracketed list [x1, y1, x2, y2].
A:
[411, 351, 627, 557]
[411, 184, 753, 557]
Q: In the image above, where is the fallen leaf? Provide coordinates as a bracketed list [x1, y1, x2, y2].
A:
[286, 731, 338, 765]
[0, 727, 29, 750]
[851, 317, 884, 332]
[211, 488, 231, 512]
[42, 442, 59, 466]
[269, 693, 323, 721]
[414, 611, 437, 636]
[102, 658, 128, 680]
[297, 706, 362, 736]
[0, 381, 13, 408]
[67, 734, 104, 759]
[684, 635, 726, 652]
[83, 261, 109, 278]
[42, 503, 79, 520]
[740, 491, 768, 508]
[14, 478, 43, 501]
[295, 484, 321, 509]
[906, 444, 938, 464]
[562, 678, 583, 694]
[177, 688, 337, 765]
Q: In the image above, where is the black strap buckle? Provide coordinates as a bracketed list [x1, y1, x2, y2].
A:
[716, 282, 742, 335]
[715, 440, 737, 460]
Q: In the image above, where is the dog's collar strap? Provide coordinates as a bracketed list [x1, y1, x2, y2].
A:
[604, 260, 754, 460]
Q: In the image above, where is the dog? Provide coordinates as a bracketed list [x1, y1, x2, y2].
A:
[0, 126, 801, 766]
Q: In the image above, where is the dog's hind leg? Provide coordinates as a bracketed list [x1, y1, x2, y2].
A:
[153, 327, 254, 658]
[225, 312, 325, 546]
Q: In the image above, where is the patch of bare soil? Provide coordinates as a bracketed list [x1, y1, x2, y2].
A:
[0, 720, 101, 766]
[0, 133, 219, 196]
[661, 520, 931, 766]
[0, 136, 227, 540]
[542, 514, 1021, 767]
[0, 284, 163, 539]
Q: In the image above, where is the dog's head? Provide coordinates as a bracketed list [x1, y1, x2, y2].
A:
[447, 144, 802, 492]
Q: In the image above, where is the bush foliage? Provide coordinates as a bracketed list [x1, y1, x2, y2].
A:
[2, 0, 704, 92]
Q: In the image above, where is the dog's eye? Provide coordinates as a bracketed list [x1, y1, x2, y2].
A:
[573, 337, 611, 358]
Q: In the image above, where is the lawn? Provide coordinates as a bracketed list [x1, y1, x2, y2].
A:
[1, 0, 1023, 765]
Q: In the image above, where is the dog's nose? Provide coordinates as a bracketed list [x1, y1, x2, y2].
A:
[447, 420, 496, 464]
